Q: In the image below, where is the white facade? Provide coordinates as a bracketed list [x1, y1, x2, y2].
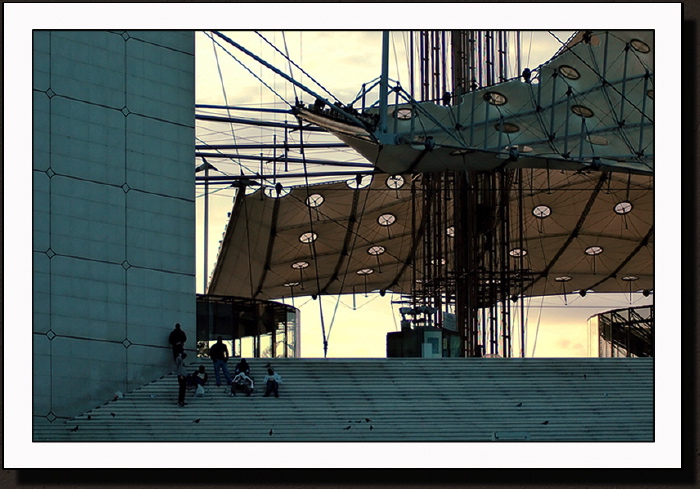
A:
[33, 31, 196, 427]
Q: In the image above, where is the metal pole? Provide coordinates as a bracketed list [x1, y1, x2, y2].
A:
[518, 169, 526, 357]
[379, 30, 390, 133]
[516, 31, 521, 79]
[204, 164, 209, 293]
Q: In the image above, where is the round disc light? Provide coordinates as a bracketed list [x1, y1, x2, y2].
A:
[494, 122, 520, 133]
[630, 39, 651, 53]
[377, 213, 396, 226]
[614, 201, 633, 215]
[299, 232, 317, 244]
[572, 105, 594, 118]
[509, 248, 527, 257]
[559, 65, 580, 80]
[386, 175, 405, 189]
[585, 246, 603, 256]
[394, 108, 413, 120]
[485, 92, 507, 105]
[533, 205, 552, 219]
[368, 245, 386, 256]
[306, 194, 324, 208]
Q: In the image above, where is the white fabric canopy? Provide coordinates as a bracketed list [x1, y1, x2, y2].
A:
[208, 169, 652, 301]
[296, 30, 653, 176]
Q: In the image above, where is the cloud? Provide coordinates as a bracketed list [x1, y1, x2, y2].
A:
[555, 338, 586, 356]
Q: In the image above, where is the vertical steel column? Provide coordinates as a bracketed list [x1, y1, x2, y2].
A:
[451, 30, 465, 97]
[455, 170, 479, 356]
[411, 174, 418, 311]
[379, 31, 390, 133]
[498, 31, 506, 82]
[518, 169, 526, 357]
[422, 173, 432, 316]
[477, 33, 483, 88]
[499, 170, 511, 357]
[409, 33, 415, 100]
[516, 31, 521, 79]
[441, 30, 448, 102]
[468, 31, 477, 90]
[487, 31, 495, 86]
[420, 31, 429, 101]
[203, 163, 210, 293]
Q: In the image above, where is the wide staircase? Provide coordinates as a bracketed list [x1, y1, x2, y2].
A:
[34, 357, 653, 442]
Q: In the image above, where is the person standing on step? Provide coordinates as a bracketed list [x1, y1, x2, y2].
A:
[263, 367, 282, 398]
[175, 352, 188, 406]
[209, 336, 233, 387]
[169, 323, 187, 360]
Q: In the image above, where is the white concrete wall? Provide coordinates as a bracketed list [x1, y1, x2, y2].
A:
[33, 31, 195, 425]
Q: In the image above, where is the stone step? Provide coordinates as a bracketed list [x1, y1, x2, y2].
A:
[33, 357, 654, 442]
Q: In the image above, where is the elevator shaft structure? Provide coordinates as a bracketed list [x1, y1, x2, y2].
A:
[409, 30, 520, 357]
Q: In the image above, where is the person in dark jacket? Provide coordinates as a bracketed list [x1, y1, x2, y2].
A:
[187, 365, 208, 388]
[209, 336, 233, 386]
[234, 358, 251, 376]
[169, 323, 187, 360]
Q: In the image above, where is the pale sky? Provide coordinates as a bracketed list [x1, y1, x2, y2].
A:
[194, 30, 653, 358]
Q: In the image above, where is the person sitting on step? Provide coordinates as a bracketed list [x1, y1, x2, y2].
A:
[231, 371, 254, 397]
[263, 367, 282, 398]
[234, 358, 251, 377]
[187, 365, 208, 389]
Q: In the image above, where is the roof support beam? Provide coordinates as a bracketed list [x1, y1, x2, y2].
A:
[196, 113, 326, 132]
[196, 143, 347, 150]
[196, 152, 375, 169]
